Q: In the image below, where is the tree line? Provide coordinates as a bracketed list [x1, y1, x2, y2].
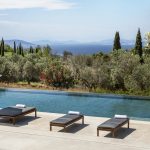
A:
[0, 40, 52, 57]
[0, 29, 150, 95]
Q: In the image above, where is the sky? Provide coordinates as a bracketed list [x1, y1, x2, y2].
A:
[0, 0, 150, 42]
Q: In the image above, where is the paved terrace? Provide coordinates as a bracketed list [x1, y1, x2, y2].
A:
[0, 112, 150, 150]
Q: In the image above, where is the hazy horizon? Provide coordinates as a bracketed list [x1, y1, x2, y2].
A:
[0, 0, 150, 42]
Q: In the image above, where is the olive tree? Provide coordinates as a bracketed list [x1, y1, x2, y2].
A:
[145, 32, 150, 48]
[23, 61, 39, 84]
[42, 60, 75, 89]
[0, 57, 19, 82]
[110, 50, 139, 90]
[125, 64, 150, 91]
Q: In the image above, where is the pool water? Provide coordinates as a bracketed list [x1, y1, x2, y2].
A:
[0, 88, 150, 120]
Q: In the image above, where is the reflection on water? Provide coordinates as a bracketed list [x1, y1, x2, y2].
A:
[0, 88, 7, 97]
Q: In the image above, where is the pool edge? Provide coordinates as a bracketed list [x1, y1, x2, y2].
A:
[0, 87, 150, 100]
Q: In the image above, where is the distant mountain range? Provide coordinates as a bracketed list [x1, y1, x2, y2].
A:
[32, 40, 81, 46]
[5, 40, 36, 48]
[5, 39, 136, 47]
[32, 39, 136, 46]
[4, 39, 137, 54]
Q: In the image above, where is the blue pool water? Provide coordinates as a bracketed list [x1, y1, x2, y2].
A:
[0, 88, 150, 120]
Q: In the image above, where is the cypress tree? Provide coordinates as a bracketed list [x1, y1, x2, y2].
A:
[35, 45, 41, 53]
[29, 46, 34, 53]
[17, 46, 19, 55]
[19, 43, 22, 55]
[1, 38, 5, 56]
[0, 41, 1, 56]
[135, 28, 143, 58]
[21, 46, 24, 57]
[14, 41, 17, 53]
[113, 31, 121, 51]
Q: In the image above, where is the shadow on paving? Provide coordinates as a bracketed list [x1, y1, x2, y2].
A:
[104, 128, 136, 139]
[59, 123, 89, 133]
[0, 116, 41, 127]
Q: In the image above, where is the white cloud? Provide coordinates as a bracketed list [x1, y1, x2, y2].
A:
[0, 0, 76, 10]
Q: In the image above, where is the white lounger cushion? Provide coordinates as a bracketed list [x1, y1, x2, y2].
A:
[114, 114, 128, 119]
[68, 111, 80, 115]
[16, 104, 26, 108]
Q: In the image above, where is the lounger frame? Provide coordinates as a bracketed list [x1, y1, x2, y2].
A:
[97, 118, 129, 137]
[0, 108, 37, 125]
[50, 115, 84, 131]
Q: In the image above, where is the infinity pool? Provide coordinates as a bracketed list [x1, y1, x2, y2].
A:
[0, 88, 150, 120]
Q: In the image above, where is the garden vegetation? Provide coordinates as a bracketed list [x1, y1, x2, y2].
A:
[0, 29, 150, 96]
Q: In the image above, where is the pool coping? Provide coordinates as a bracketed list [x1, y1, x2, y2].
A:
[0, 87, 150, 100]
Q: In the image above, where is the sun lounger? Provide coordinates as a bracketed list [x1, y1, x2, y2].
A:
[0, 106, 37, 125]
[50, 114, 84, 131]
[97, 118, 129, 137]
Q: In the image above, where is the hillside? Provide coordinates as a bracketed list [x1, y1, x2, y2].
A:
[5, 40, 36, 49]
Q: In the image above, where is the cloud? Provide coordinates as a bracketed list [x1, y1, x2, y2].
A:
[0, 0, 76, 10]
[0, 20, 21, 25]
[0, 13, 8, 16]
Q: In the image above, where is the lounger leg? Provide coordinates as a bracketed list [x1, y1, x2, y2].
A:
[112, 130, 115, 137]
[82, 117, 84, 124]
[97, 129, 99, 136]
[50, 124, 52, 131]
[35, 110, 37, 117]
[128, 120, 129, 128]
[9, 118, 12, 123]
[12, 118, 16, 125]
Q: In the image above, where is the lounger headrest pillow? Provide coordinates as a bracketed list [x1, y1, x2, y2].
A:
[68, 111, 80, 115]
[16, 104, 26, 108]
[114, 114, 128, 119]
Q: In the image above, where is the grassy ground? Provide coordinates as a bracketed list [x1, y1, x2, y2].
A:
[4, 52, 13, 57]
[0, 82, 88, 93]
[95, 88, 150, 97]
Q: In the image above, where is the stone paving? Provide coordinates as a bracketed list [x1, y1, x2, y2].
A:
[0, 112, 150, 150]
